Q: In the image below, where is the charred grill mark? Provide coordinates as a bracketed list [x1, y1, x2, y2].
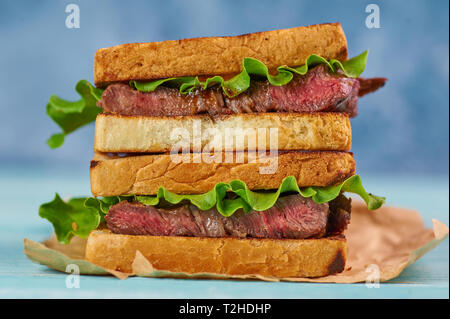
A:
[327, 249, 346, 275]
[90, 160, 100, 168]
[336, 46, 348, 60]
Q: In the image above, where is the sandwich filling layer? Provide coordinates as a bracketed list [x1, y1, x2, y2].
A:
[98, 65, 385, 118]
[105, 194, 351, 239]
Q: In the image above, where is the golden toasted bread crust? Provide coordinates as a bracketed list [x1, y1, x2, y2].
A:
[90, 151, 355, 196]
[94, 112, 352, 154]
[85, 230, 347, 277]
[94, 23, 348, 86]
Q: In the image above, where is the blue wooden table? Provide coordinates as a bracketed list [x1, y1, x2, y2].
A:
[0, 167, 448, 298]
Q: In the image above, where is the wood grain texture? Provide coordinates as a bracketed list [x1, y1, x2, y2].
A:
[2, 171, 448, 297]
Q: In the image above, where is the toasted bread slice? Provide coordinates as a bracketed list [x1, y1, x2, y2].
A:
[85, 230, 347, 277]
[94, 23, 348, 86]
[90, 151, 355, 196]
[94, 112, 352, 154]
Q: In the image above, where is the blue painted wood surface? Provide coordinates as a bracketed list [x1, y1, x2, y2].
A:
[0, 167, 448, 298]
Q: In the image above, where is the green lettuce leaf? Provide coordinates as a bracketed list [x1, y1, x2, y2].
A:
[85, 195, 123, 216]
[131, 51, 368, 98]
[46, 80, 103, 149]
[133, 174, 384, 215]
[88, 175, 384, 218]
[41, 175, 384, 243]
[46, 52, 367, 148]
[39, 194, 102, 244]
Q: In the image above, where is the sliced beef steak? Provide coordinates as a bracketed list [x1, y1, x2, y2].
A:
[98, 65, 386, 118]
[357, 77, 388, 97]
[224, 65, 360, 116]
[98, 83, 227, 117]
[105, 194, 351, 239]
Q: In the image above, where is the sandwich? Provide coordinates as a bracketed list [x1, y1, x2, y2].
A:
[39, 23, 386, 278]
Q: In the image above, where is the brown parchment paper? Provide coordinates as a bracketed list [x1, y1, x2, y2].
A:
[24, 202, 449, 283]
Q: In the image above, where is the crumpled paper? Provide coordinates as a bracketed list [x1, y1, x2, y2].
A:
[24, 202, 448, 282]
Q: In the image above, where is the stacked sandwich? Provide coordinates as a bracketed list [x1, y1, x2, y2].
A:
[41, 23, 386, 278]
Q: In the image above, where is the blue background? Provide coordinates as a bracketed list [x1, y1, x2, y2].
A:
[0, 0, 448, 299]
[0, 0, 448, 176]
